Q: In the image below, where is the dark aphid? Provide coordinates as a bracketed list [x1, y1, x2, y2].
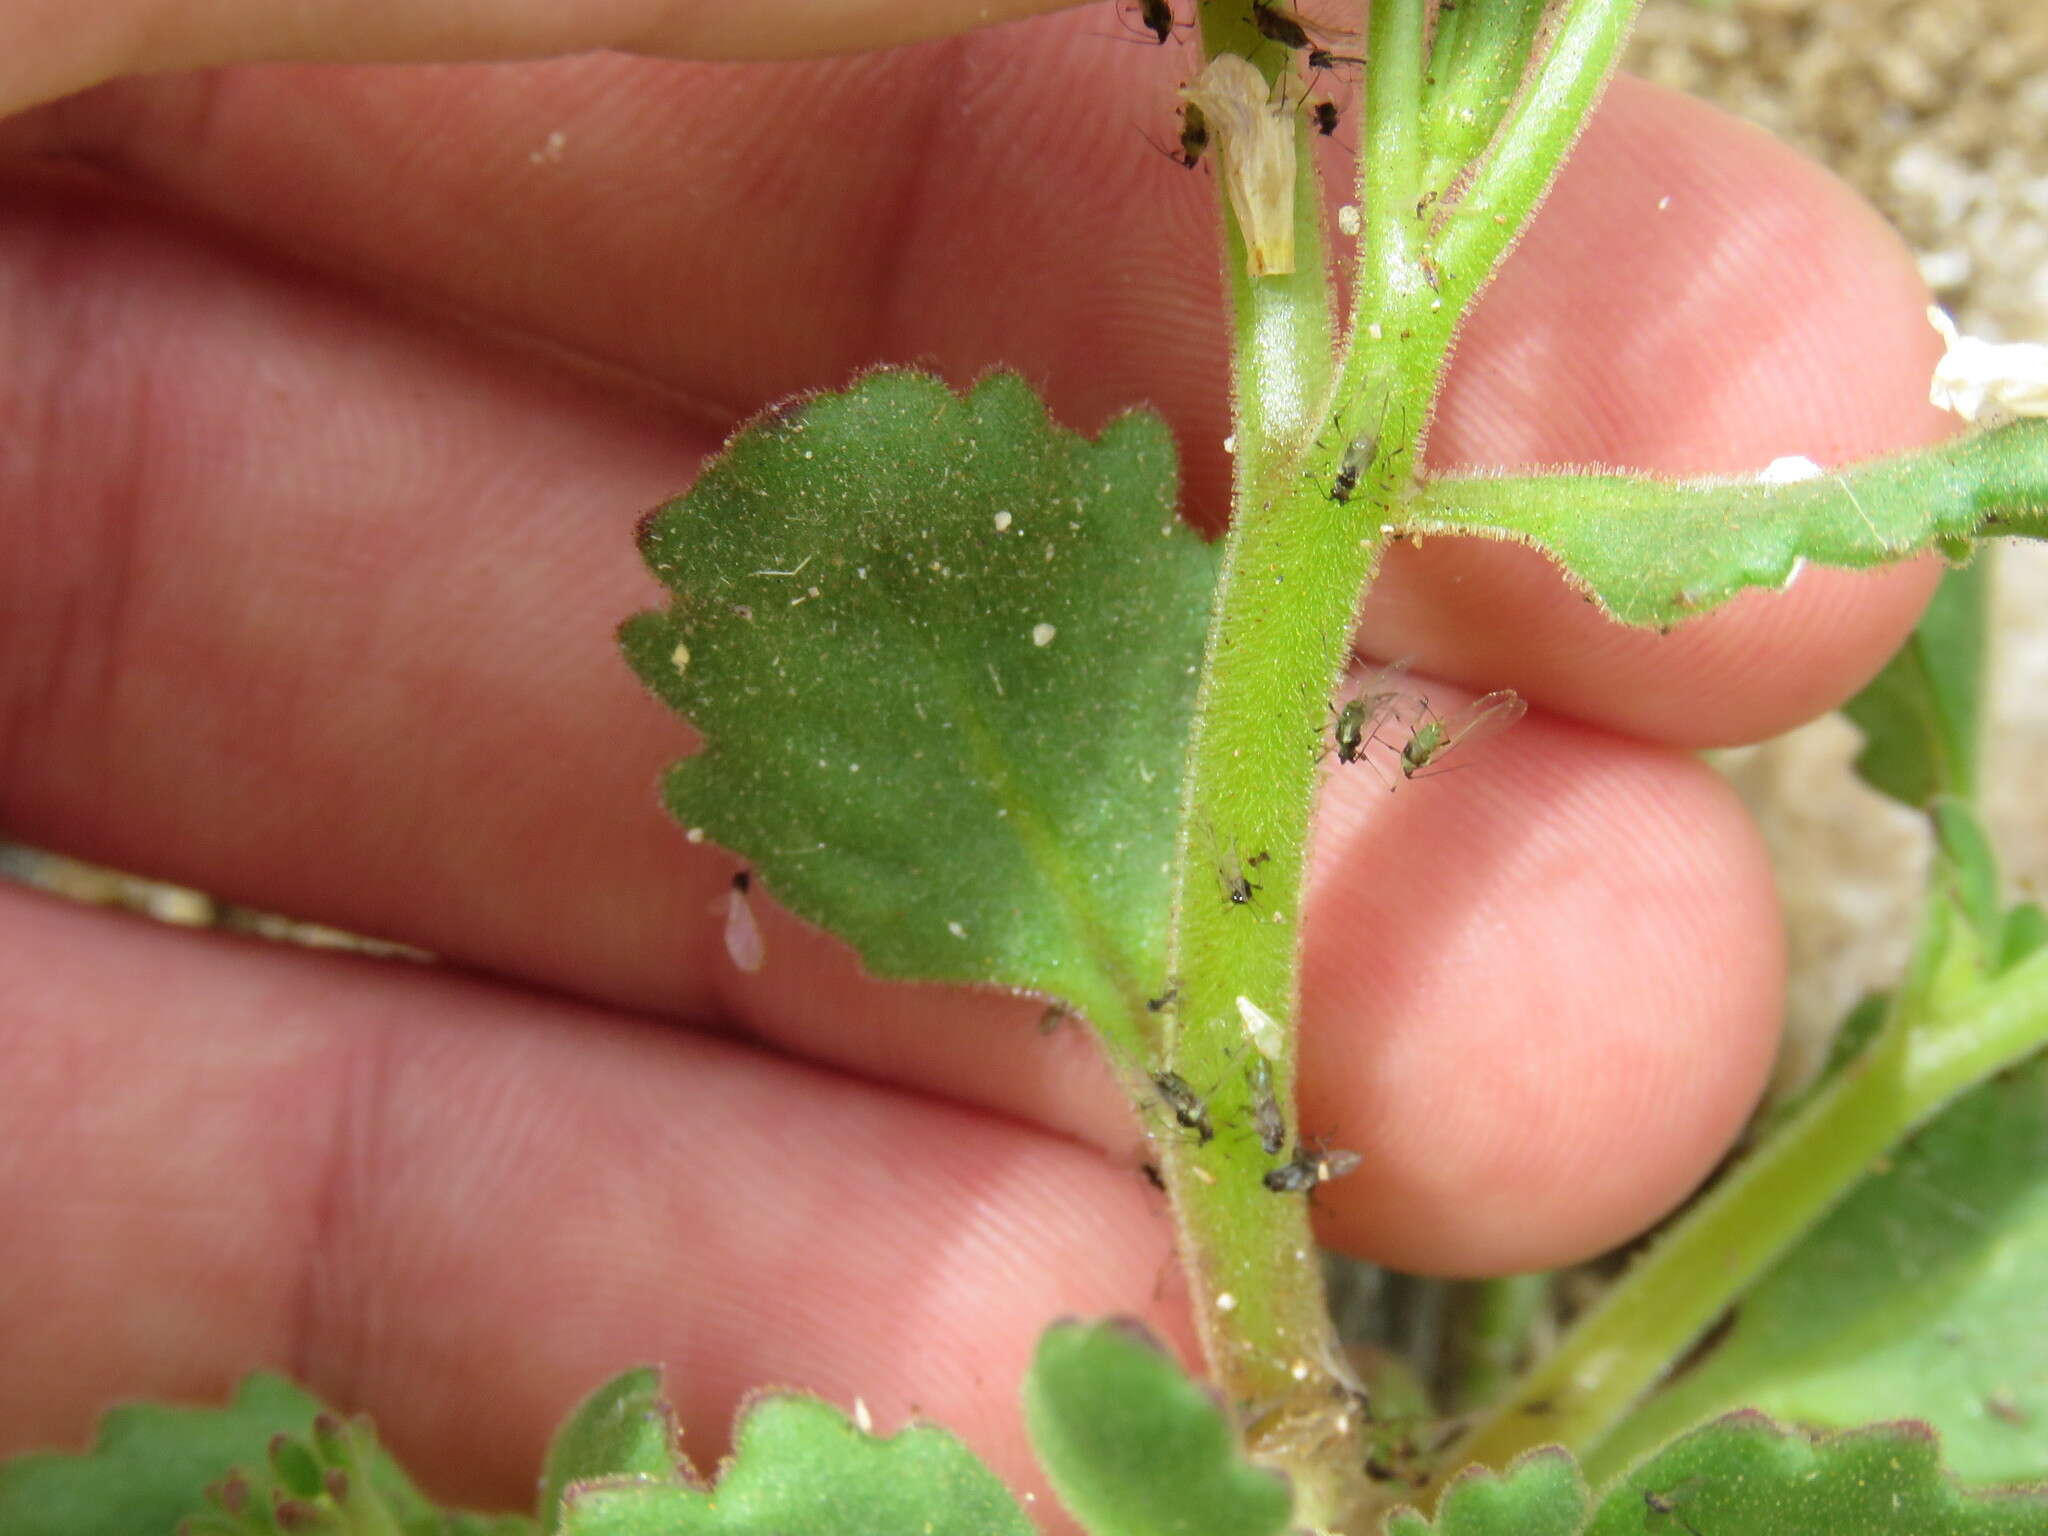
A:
[1262, 1143, 1362, 1194]
[1251, 1, 1312, 51]
[1176, 101, 1209, 168]
[1248, 1057, 1286, 1156]
[1310, 100, 1340, 136]
[1153, 1070, 1215, 1143]
[1307, 45, 1364, 70]
[1328, 434, 1374, 504]
[1137, 0, 1175, 42]
[1141, 1161, 1167, 1191]
[1332, 697, 1371, 763]
[1147, 985, 1179, 1012]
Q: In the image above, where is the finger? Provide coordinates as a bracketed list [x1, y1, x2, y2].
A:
[1364, 78, 1947, 745]
[4, 0, 1078, 114]
[0, 185, 1773, 1239]
[0, 879, 1187, 1514]
[1295, 685, 1782, 1274]
[12, 56, 1940, 742]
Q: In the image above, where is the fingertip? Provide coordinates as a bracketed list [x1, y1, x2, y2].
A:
[1297, 708, 1781, 1274]
[1374, 75, 1951, 747]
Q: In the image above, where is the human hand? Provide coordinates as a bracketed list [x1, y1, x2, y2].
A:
[0, 0, 1944, 1514]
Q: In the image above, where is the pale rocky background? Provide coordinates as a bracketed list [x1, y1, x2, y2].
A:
[1628, 0, 2048, 1081]
[7, 3, 2048, 1071]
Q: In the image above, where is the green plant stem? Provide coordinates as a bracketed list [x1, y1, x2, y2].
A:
[1150, 2, 1646, 1527]
[1430, 921, 2048, 1487]
[1442, 1274, 1552, 1418]
[1430, 0, 1646, 294]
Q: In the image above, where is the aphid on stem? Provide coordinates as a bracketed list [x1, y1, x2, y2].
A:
[1217, 846, 1272, 907]
[1247, 1057, 1286, 1156]
[1262, 1143, 1363, 1194]
[1152, 1070, 1215, 1144]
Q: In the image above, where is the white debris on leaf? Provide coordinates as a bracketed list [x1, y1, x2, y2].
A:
[1032, 623, 1057, 647]
[1180, 54, 1296, 278]
[1757, 455, 1823, 485]
[1928, 305, 2048, 423]
[1336, 204, 1361, 237]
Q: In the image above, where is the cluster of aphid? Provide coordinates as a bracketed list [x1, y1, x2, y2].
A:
[1121, 0, 1350, 169]
[1147, 1057, 1363, 1197]
[1325, 672, 1528, 785]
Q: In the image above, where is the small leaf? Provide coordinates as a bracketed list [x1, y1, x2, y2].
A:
[1587, 1413, 2048, 1534]
[1587, 1055, 2048, 1485]
[1382, 1451, 1586, 1536]
[539, 1369, 686, 1532]
[1842, 560, 1988, 809]
[0, 1374, 532, 1536]
[558, 1394, 1033, 1536]
[2001, 902, 2048, 971]
[623, 370, 1218, 1053]
[1022, 1318, 1291, 1536]
[1396, 421, 2046, 630]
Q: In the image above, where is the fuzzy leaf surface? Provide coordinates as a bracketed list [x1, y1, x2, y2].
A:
[1586, 1413, 2048, 1535]
[558, 1395, 1033, 1536]
[622, 370, 1216, 1046]
[1587, 1056, 2048, 1485]
[0, 1372, 530, 1536]
[1842, 560, 1988, 808]
[1397, 420, 2048, 628]
[1381, 1451, 1586, 1536]
[539, 1369, 685, 1532]
[1022, 1319, 1291, 1536]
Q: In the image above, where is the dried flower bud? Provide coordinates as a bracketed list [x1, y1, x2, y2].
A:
[1180, 54, 1296, 277]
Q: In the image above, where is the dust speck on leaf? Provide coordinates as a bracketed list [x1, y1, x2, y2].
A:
[1033, 623, 1058, 648]
[671, 642, 691, 676]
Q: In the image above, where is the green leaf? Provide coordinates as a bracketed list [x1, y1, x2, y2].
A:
[1587, 1413, 2048, 1535]
[539, 1370, 684, 1533]
[622, 370, 1218, 1054]
[1587, 1055, 2048, 1485]
[558, 1394, 1033, 1536]
[1396, 420, 2048, 629]
[1843, 559, 1989, 809]
[0, 1373, 532, 1536]
[1021, 1318, 1291, 1536]
[2002, 902, 2048, 972]
[1382, 1451, 1586, 1536]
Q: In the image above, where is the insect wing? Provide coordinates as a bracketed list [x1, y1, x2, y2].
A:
[1407, 689, 1526, 777]
[1441, 689, 1526, 753]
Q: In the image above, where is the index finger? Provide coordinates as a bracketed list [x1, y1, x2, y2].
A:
[4, 0, 1078, 113]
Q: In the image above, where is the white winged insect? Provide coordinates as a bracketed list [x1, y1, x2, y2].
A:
[723, 870, 765, 973]
[1398, 689, 1528, 780]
